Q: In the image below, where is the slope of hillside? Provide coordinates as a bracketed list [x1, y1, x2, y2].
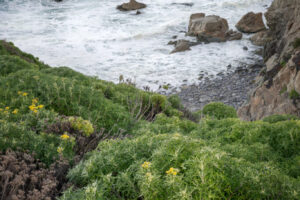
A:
[1, 40, 300, 199]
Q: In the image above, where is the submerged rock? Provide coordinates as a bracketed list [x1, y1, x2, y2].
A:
[187, 13, 242, 43]
[236, 12, 266, 33]
[171, 3, 194, 7]
[226, 29, 243, 41]
[117, 0, 146, 11]
[170, 40, 191, 54]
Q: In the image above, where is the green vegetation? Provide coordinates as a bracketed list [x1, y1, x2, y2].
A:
[280, 60, 287, 67]
[289, 89, 300, 100]
[0, 40, 181, 165]
[162, 84, 169, 90]
[1, 40, 300, 199]
[69, 117, 94, 137]
[263, 114, 300, 123]
[293, 38, 300, 49]
[202, 102, 237, 119]
[280, 85, 287, 94]
[62, 117, 300, 200]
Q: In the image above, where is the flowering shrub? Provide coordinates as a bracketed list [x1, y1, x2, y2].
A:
[69, 117, 94, 137]
[63, 123, 300, 199]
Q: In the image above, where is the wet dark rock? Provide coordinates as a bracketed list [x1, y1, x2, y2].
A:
[226, 29, 243, 41]
[117, 0, 146, 11]
[167, 40, 177, 45]
[170, 40, 191, 53]
[170, 40, 198, 54]
[171, 3, 194, 7]
[243, 46, 248, 51]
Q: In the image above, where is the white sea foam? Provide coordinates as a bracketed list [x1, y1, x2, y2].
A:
[0, 0, 272, 90]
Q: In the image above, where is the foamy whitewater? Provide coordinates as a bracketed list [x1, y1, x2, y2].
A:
[0, 0, 272, 91]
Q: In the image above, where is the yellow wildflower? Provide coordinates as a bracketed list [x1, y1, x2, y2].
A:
[22, 92, 28, 96]
[38, 105, 44, 109]
[29, 105, 37, 111]
[166, 167, 178, 176]
[32, 98, 38, 104]
[5, 107, 9, 110]
[12, 109, 18, 114]
[57, 147, 64, 154]
[141, 161, 151, 169]
[60, 133, 70, 140]
[33, 109, 38, 113]
[18, 91, 22, 95]
[0, 108, 3, 112]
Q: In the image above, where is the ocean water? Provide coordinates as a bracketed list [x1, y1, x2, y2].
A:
[0, 0, 272, 91]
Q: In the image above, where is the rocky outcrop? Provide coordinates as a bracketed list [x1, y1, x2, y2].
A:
[117, 0, 146, 11]
[187, 14, 242, 43]
[238, 51, 300, 120]
[238, 0, 300, 120]
[264, 0, 300, 62]
[236, 12, 266, 33]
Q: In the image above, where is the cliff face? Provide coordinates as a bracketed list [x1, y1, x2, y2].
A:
[238, 0, 300, 120]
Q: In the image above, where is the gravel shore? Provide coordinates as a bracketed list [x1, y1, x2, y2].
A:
[176, 60, 264, 112]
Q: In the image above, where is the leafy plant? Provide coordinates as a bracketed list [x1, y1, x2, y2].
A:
[202, 102, 237, 119]
[263, 114, 299, 123]
[69, 117, 94, 137]
[289, 89, 300, 100]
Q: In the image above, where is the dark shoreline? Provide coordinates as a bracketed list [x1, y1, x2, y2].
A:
[176, 59, 265, 112]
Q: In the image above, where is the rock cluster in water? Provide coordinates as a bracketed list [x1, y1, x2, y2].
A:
[169, 13, 249, 53]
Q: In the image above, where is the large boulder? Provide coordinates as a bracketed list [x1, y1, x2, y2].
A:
[117, 0, 146, 11]
[236, 12, 266, 33]
[188, 14, 229, 42]
[188, 14, 242, 43]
